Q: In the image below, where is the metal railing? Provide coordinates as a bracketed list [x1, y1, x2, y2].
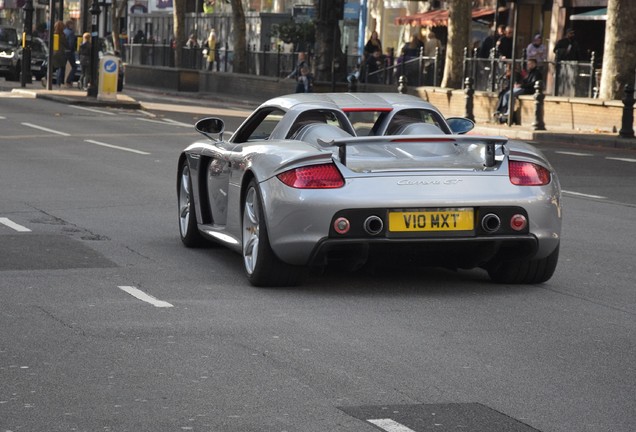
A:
[463, 48, 600, 98]
[359, 48, 442, 88]
[124, 42, 304, 76]
[124, 42, 600, 97]
[123, 42, 444, 87]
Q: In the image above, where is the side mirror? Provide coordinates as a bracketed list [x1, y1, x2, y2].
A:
[446, 117, 475, 135]
[195, 117, 225, 142]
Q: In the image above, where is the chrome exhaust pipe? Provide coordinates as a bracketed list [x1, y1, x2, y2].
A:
[481, 213, 501, 233]
[363, 215, 384, 236]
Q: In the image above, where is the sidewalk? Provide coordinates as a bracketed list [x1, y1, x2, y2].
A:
[10, 87, 142, 110]
[8, 85, 636, 151]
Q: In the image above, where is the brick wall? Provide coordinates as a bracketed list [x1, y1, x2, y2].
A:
[417, 87, 625, 132]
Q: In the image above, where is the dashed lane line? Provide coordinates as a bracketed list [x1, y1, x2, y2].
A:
[554, 151, 593, 157]
[606, 157, 636, 163]
[136, 117, 191, 127]
[84, 139, 150, 155]
[118, 286, 173, 308]
[562, 190, 607, 199]
[70, 105, 117, 116]
[367, 419, 417, 432]
[0, 218, 31, 232]
[21, 122, 70, 136]
[162, 118, 196, 127]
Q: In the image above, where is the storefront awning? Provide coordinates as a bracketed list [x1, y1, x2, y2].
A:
[570, 8, 607, 21]
[394, 7, 498, 27]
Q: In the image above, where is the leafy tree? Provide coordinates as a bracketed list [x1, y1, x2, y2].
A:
[272, 21, 315, 52]
[599, 0, 636, 99]
[441, 0, 470, 89]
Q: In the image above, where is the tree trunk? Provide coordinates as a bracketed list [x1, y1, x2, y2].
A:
[314, 0, 345, 83]
[599, 0, 636, 100]
[441, 0, 470, 89]
[229, 0, 247, 73]
[173, 0, 186, 68]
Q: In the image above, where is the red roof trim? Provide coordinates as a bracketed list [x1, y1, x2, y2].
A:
[342, 107, 393, 112]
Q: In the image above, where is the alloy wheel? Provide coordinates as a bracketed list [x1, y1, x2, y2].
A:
[242, 186, 260, 275]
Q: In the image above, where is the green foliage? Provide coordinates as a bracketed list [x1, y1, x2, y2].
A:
[272, 21, 315, 47]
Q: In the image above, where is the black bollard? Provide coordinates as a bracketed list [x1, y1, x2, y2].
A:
[619, 84, 635, 138]
[347, 74, 358, 93]
[464, 77, 475, 121]
[21, 0, 34, 87]
[398, 75, 407, 94]
[532, 80, 546, 131]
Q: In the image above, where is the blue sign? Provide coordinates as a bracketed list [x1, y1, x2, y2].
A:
[344, 1, 359, 21]
[104, 59, 117, 73]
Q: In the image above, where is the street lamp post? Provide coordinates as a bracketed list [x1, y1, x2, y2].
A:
[87, 0, 101, 97]
[21, 0, 34, 87]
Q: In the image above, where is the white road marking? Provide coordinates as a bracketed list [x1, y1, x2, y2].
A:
[562, 190, 607, 199]
[162, 118, 195, 128]
[21, 122, 70, 136]
[118, 286, 173, 308]
[606, 157, 636, 163]
[136, 109, 157, 117]
[0, 91, 36, 99]
[0, 218, 31, 232]
[136, 117, 180, 126]
[140, 101, 253, 117]
[0, 115, 5, 119]
[70, 105, 116, 116]
[84, 139, 150, 155]
[555, 151, 593, 157]
[368, 419, 417, 432]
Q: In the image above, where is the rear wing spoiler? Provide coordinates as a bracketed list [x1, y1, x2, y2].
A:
[317, 135, 509, 168]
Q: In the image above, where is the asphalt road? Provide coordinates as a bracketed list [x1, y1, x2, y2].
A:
[0, 88, 635, 432]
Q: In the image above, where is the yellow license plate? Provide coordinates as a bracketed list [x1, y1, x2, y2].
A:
[388, 208, 474, 232]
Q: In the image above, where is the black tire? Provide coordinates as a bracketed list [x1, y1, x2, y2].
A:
[178, 160, 206, 247]
[487, 244, 559, 284]
[242, 180, 302, 287]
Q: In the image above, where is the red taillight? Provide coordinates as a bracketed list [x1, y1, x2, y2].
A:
[509, 161, 551, 186]
[277, 163, 345, 189]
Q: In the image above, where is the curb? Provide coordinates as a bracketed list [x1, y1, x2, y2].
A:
[11, 88, 142, 110]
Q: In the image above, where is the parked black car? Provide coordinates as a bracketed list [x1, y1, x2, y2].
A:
[0, 26, 21, 81]
[30, 37, 48, 80]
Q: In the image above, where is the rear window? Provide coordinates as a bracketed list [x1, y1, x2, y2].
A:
[344, 109, 390, 136]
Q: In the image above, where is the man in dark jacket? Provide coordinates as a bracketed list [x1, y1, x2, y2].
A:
[496, 59, 542, 117]
[553, 28, 582, 61]
[496, 26, 513, 58]
[63, 20, 77, 87]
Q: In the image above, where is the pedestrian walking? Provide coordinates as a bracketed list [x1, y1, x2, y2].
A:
[78, 32, 91, 90]
[63, 20, 77, 87]
[51, 21, 69, 87]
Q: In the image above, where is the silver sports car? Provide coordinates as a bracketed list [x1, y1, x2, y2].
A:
[177, 93, 561, 287]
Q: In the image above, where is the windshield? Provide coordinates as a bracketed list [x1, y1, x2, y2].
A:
[0, 27, 18, 47]
[32, 38, 48, 57]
